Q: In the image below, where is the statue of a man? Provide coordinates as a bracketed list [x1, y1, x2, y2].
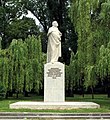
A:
[47, 21, 62, 63]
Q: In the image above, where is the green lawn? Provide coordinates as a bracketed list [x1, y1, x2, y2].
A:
[0, 94, 110, 113]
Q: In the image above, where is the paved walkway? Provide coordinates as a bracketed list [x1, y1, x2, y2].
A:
[0, 112, 110, 119]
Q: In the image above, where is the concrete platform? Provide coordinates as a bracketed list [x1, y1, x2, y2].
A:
[10, 101, 100, 110]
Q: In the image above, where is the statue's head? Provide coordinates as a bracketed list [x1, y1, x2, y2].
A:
[52, 21, 58, 27]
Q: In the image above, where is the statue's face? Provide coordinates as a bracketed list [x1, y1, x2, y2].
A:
[52, 21, 58, 27]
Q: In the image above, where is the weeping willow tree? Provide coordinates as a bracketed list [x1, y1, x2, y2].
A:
[92, 0, 110, 63]
[0, 49, 10, 98]
[0, 36, 44, 98]
[96, 42, 110, 97]
[24, 36, 44, 94]
[65, 52, 78, 96]
[84, 65, 97, 98]
[70, 0, 110, 96]
[70, 0, 96, 94]
[0, 37, 1, 50]
[8, 39, 27, 97]
[10, 36, 44, 97]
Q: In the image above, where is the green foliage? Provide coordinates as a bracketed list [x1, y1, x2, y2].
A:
[0, 0, 40, 48]
[0, 49, 9, 91]
[65, 52, 80, 91]
[6, 17, 40, 41]
[0, 36, 45, 95]
[96, 42, 110, 80]
[1, 0, 77, 64]
[70, 0, 110, 91]
[84, 65, 97, 89]
[0, 37, 1, 50]
[0, 82, 5, 98]
[24, 36, 44, 92]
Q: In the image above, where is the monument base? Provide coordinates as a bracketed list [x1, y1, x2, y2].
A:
[10, 101, 100, 110]
[44, 62, 65, 102]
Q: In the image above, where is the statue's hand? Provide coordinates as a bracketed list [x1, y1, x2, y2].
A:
[59, 33, 62, 36]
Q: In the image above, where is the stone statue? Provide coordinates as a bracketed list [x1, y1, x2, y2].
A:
[47, 21, 62, 63]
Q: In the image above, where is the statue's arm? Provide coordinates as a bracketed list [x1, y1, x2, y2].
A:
[47, 28, 53, 37]
[47, 32, 52, 37]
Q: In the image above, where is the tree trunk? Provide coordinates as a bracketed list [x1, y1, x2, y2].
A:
[16, 91, 19, 98]
[8, 91, 13, 97]
[82, 87, 85, 98]
[5, 91, 8, 99]
[24, 91, 29, 97]
[23, 78, 29, 97]
[67, 88, 74, 97]
[107, 86, 110, 98]
[91, 86, 94, 99]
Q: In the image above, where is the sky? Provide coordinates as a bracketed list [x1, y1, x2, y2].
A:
[26, 11, 40, 25]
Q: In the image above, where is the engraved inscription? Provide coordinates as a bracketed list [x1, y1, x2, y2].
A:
[47, 68, 62, 79]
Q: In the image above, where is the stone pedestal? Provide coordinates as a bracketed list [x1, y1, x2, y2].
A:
[44, 62, 65, 102]
[10, 102, 100, 109]
[9, 62, 100, 110]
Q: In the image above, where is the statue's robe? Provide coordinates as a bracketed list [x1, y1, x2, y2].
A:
[47, 26, 61, 63]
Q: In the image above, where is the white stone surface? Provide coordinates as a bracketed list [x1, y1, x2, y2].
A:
[44, 62, 65, 102]
[47, 21, 62, 63]
[10, 101, 100, 109]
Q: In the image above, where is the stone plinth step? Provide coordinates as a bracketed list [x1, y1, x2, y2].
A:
[0, 112, 110, 119]
[10, 101, 100, 110]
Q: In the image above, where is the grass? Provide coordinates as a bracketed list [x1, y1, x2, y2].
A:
[0, 94, 110, 113]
